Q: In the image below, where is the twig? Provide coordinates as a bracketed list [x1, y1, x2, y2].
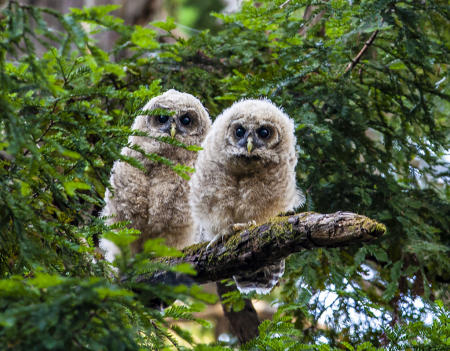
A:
[344, 26, 382, 74]
[299, 6, 326, 37]
[280, 0, 291, 9]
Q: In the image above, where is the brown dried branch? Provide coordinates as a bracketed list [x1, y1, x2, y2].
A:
[299, 6, 326, 37]
[217, 281, 260, 344]
[344, 28, 381, 74]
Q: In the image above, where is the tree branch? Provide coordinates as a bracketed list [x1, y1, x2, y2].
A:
[217, 281, 260, 344]
[298, 6, 326, 37]
[136, 211, 386, 285]
[344, 27, 381, 74]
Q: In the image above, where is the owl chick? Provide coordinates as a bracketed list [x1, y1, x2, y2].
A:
[101, 89, 211, 259]
[189, 99, 304, 294]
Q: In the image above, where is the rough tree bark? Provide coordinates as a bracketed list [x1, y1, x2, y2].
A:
[216, 281, 261, 344]
[135, 211, 386, 286]
[132, 211, 385, 344]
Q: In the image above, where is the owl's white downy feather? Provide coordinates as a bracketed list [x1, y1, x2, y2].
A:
[100, 90, 211, 261]
[190, 98, 304, 293]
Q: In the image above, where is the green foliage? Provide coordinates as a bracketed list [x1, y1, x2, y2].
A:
[239, 301, 449, 350]
[383, 300, 450, 351]
[0, 0, 448, 349]
[0, 271, 215, 350]
[0, 2, 211, 349]
[0, 274, 141, 350]
[164, 0, 225, 34]
[141, 0, 448, 346]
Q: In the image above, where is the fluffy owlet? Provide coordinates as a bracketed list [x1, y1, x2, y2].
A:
[101, 90, 211, 259]
[189, 99, 304, 294]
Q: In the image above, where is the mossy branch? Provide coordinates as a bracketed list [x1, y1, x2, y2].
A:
[135, 211, 386, 285]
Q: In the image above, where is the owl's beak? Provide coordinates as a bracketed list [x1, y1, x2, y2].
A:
[247, 136, 253, 153]
[170, 123, 176, 138]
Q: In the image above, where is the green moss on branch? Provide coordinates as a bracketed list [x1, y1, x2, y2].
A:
[137, 211, 385, 285]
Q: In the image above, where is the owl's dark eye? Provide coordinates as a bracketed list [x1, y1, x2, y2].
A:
[156, 115, 169, 124]
[180, 114, 191, 126]
[235, 126, 246, 138]
[257, 127, 270, 139]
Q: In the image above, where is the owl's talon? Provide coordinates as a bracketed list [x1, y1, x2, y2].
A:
[206, 234, 222, 249]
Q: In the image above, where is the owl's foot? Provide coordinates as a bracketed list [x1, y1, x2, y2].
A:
[205, 221, 257, 249]
[232, 220, 257, 232]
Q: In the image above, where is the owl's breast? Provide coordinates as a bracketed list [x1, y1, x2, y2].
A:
[146, 167, 192, 229]
[233, 166, 292, 224]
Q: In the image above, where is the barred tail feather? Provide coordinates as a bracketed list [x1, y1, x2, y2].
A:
[233, 260, 285, 294]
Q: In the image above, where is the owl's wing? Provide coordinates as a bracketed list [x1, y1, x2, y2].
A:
[232, 259, 285, 295]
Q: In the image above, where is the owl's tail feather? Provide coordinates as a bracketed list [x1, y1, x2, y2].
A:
[233, 260, 285, 295]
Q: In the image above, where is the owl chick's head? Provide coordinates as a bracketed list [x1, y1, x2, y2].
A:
[134, 89, 211, 145]
[207, 99, 297, 169]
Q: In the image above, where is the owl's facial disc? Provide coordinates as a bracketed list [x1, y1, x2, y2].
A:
[227, 119, 279, 162]
[153, 112, 173, 135]
[175, 110, 201, 137]
[146, 106, 173, 135]
[147, 105, 201, 139]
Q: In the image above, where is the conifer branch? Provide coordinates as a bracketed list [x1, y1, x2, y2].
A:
[135, 211, 386, 285]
